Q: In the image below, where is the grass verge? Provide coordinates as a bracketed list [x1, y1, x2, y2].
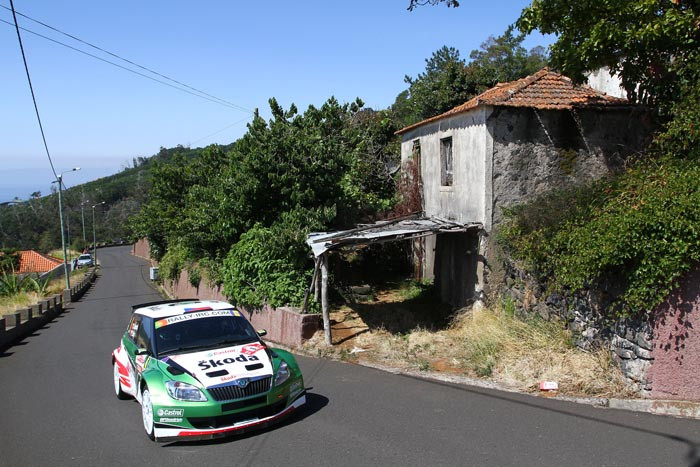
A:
[302, 292, 632, 398]
[0, 269, 89, 316]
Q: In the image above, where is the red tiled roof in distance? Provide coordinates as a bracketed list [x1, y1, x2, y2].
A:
[396, 68, 632, 135]
[17, 250, 64, 274]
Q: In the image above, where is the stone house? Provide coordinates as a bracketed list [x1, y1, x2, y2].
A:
[396, 68, 649, 307]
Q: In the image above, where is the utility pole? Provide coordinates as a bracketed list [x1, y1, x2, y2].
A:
[80, 197, 89, 249]
[92, 201, 105, 266]
[55, 167, 80, 291]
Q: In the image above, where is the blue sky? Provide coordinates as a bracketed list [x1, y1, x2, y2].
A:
[0, 0, 550, 202]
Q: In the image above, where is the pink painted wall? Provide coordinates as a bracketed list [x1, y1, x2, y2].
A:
[131, 239, 320, 348]
[648, 267, 700, 400]
[131, 239, 156, 265]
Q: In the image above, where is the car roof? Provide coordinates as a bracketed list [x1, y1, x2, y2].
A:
[133, 299, 237, 319]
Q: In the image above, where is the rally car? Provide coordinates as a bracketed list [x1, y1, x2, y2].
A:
[112, 299, 306, 442]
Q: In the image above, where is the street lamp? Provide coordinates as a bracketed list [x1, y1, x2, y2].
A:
[80, 199, 90, 249]
[54, 167, 80, 291]
[92, 201, 105, 266]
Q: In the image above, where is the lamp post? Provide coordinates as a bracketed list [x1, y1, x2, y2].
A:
[80, 199, 89, 249]
[92, 201, 105, 267]
[55, 167, 80, 291]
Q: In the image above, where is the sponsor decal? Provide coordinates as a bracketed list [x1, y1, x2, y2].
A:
[155, 310, 237, 329]
[184, 306, 213, 312]
[220, 374, 241, 383]
[136, 355, 147, 372]
[241, 343, 265, 356]
[198, 354, 259, 370]
[157, 408, 184, 417]
[159, 417, 183, 423]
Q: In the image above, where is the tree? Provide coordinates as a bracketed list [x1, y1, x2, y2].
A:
[401, 46, 476, 124]
[467, 26, 548, 92]
[397, 32, 548, 126]
[407, 0, 459, 10]
[516, 0, 700, 106]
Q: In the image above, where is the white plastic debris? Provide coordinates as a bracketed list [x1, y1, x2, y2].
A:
[539, 381, 559, 391]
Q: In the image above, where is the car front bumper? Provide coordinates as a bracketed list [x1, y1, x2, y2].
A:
[154, 392, 306, 442]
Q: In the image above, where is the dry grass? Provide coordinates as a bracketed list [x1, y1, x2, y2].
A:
[0, 269, 88, 316]
[48, 249, 82, 260]
[302, 296, 632, 398]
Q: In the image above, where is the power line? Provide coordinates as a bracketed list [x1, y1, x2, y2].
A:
[8, 0, 57, 180]
[0, 18, 245, 113]
[190, 115, 254, 146]
[1, 5, 252, 114]
[0, 19, 253, 114]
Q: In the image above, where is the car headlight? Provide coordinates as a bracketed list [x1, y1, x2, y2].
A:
[165, 381, 207, 402]
[274, 361, 290, 386]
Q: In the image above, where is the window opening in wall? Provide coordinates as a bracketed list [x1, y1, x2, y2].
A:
[440, 137, 453, 186]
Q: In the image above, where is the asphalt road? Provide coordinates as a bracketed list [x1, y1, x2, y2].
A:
[1, 246, 700, 466]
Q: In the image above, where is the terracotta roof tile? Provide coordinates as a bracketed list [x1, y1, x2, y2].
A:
[17, 250, 63, 274]
[397, 68, 632, 135]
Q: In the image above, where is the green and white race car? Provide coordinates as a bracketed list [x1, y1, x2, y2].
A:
[112, 299, 305, 442]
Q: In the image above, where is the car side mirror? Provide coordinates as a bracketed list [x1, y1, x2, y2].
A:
[135, 348, 149, 355]
[257, 329, 267, 337]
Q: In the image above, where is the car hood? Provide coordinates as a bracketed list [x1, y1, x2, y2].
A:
[164, 342, 272, 388]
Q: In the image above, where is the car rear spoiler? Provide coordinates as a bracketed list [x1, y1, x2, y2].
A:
[131, 298, 200, 311]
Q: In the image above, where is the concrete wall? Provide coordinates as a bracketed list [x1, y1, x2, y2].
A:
[132, 239, 156, 265]
[587, 67, 627, 99]
[159, 267, 320, 348]
[400, 106, 494, 228]
[132, 240, 320, 348]
[0, 268, 96, 350]
[648, 267, 700, 400]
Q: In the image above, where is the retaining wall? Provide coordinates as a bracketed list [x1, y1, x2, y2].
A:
[0, 268, 97, 351]
[500, 260, 700, 400]
[131, 241, 320, 348]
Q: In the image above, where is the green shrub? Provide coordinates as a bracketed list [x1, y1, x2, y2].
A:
[222, 208, 331, 309]
[499, 155, 700, 317]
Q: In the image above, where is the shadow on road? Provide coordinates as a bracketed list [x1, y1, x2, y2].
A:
[403, 373, 700, 467]
[163, 392, 329, 448]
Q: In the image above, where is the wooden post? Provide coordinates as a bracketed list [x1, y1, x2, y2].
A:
[314, 260, 321, 302]
[301, 257, 321, 313]
[321, 253, 332, 346]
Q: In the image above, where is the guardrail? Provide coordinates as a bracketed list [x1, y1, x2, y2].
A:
[0, 268, 97, 351]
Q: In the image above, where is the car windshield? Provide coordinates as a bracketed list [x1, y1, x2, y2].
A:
[79, 255, 91, 260]
[153, 311, 259, 357]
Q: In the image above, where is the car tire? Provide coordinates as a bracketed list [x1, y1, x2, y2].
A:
[113, 362, 129, 400]
[142, 387, 156, 441]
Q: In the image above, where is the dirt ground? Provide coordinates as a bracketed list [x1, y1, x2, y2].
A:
[301, 285, 632, 398]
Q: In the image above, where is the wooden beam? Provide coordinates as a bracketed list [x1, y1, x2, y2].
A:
[321, 253, 331, 346]
[301, 256, 321, 313]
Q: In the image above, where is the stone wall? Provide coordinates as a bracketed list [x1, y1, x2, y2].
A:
[500, 258, 700, 400]
[489, 107, 650, 227]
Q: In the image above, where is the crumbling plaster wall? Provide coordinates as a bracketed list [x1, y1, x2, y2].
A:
[399, 106, 493, 228]
[489, 107, 647, 227]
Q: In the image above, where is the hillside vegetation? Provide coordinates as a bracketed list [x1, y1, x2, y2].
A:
[0, 144, 231, 253]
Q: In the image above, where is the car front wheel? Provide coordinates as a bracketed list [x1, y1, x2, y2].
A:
[142, 388, 156, 441]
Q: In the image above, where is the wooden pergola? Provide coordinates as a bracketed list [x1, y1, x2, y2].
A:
[303, 214, 481, 345]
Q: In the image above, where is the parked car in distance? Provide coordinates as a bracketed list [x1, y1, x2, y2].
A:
[76, 254, 94, 268]
[112, 299, 306, 442]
